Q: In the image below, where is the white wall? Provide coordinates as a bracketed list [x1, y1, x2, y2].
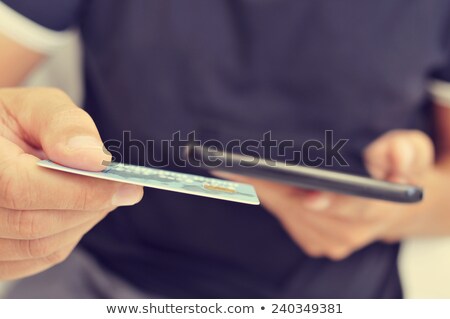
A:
[400, 238, 450, 298]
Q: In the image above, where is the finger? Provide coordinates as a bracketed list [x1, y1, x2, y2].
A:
[364, 131, 416, 181]
[385, 131, 434, 182]
[0, 207, 114, 240]
[0, 243, 77, 281]
[364, 133, 394, 180]
[386, 136, 416, 182]
[300, 191, 333, 212]
[404, 131, 434, 176]
[212, 170, 333, 212]
[364, 136, 390, 180]
[0, 148, 143, 210]
[317, 194, 369, 219]
[0, 113, 44, 158]
[0, 211, 108, 261]
[364, 130, 434, 183]
[211, 170, 319, 212]
[0, 88, 111, 171]
[299, 211, 381, 260]
[277, 213, 330, 258]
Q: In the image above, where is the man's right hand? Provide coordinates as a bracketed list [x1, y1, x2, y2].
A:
[0, 87, 143, 280]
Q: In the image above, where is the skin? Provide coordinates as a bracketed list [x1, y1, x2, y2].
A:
[0, 29, 448, 279]
[0, 33, 143, 280]
[214, 128, 450, 260]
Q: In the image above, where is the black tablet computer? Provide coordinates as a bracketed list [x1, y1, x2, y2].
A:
[185, 144, 423, 203]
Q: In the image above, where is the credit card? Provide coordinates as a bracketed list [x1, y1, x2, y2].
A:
[37, 160, 260, 205]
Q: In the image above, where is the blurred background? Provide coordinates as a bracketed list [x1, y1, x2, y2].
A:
[0, 32, 449, 300]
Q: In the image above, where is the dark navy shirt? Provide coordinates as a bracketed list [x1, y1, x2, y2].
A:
[6, 0, 450, 298]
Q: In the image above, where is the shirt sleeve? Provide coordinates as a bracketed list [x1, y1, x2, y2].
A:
[0, 0, 83, 54]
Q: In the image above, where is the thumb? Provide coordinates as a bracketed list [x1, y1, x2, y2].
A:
[1, 88, 111, 171]
[363, 130, 434, 183]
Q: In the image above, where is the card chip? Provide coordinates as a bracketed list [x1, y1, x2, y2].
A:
[203, 183, 236, 193]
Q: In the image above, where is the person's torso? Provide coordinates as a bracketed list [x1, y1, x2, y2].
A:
[78, 0, 450, 297]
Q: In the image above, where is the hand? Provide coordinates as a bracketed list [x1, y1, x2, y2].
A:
[213, 130, 434, 260]
[0, 88, 143, 280]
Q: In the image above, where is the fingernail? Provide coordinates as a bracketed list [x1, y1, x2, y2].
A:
[304, 196, 331, 211]
[112, 184, 143, 206]
[66, 136, 104, 151]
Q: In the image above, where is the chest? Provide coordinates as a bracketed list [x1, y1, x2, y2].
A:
[81, 0, 449, 154]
